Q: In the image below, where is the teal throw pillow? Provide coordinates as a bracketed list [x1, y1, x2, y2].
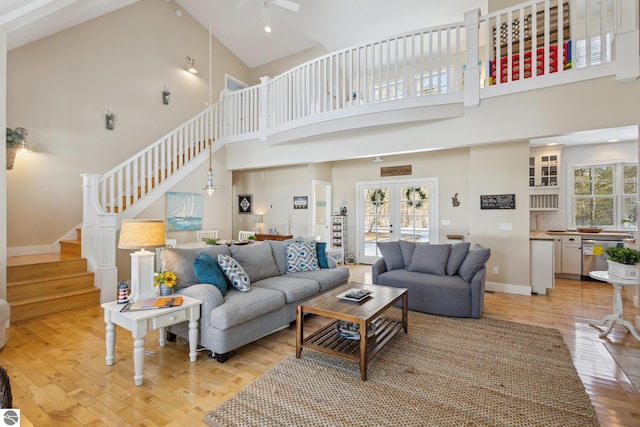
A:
[217, 254, 251, 292]
[316, 242, 329, 268]
[194, 252, 228, 296]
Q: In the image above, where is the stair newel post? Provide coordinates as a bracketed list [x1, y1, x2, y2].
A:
[81, 173, 118, 303]
[463, 9, 481, 107]
[259, 76, 271, 141]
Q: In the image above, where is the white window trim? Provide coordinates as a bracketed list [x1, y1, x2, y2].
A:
[567, 159, 638, 230]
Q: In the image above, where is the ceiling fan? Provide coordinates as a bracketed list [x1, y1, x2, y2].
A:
[238, 0, 301, 33]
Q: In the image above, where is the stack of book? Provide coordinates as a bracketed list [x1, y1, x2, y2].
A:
[120, 296, 183, 312]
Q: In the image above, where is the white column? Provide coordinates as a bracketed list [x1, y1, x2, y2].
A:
[464, 9, 481, 107]
[82, 173, 118, 303]
[615, 0, 639, 82]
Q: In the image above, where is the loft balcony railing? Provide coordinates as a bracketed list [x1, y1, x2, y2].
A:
[83, 0, 636, 302]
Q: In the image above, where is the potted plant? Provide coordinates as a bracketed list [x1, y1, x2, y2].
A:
[247, 235, 256, 241]
[6, 128, 24, 170]
[604, 247, 640, 279]
[154, 270, 177, 296]
[206, 238, 217, 246]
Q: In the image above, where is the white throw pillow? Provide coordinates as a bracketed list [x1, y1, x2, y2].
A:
[217, 254, 250, 292]
[286, 241, 320, 273]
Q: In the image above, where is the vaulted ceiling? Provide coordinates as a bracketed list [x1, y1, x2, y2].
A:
[2, 0, 487, 68]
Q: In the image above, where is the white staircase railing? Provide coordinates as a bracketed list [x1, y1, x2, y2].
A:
[83, 0, 634, 302]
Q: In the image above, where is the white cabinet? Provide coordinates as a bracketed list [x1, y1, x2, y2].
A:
[530, 240, 555, 294]
[330, 215, 347, 263]
[529, 148, 561, 188]
[561, 235, 582, 275]
[529, 147, 561, 211]
[553, 236, 562, 274]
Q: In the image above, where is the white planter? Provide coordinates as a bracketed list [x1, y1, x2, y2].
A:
[607, 260, 640, 279]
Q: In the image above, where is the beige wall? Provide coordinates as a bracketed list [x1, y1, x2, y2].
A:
[6, 0, 249, 249]
[470, 142, 530, 290]
[233, 164, 316, 238]
[248, 45, 328, 85]
[235, 142, 530, 290]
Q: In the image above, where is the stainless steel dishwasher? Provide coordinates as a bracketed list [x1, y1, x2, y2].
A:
[581, 236, 624, 280]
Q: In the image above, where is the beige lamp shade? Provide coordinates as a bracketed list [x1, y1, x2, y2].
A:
[118, 219, 166, 249]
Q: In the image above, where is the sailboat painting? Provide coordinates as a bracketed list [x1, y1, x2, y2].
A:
[166, 192, 203, 231]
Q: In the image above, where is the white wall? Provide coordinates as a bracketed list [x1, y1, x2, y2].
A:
[5, 0, 249, 250]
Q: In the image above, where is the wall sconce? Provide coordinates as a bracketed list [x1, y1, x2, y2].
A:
[373, 156, 384, 162]
[14, 127, 32, 153]
[106, 110, 114, 130]
[185, 56, 198, 74]
[162, 85, 170, 105]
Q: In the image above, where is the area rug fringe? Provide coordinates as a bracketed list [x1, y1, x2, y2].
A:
[204, 310, 599, 427]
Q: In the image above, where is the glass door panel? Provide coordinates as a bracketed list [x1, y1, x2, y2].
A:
[358, 180, 436, 264]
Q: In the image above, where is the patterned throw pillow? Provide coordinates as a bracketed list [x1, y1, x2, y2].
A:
[217, 254, 250, 292]
[286, 241, 320, 273]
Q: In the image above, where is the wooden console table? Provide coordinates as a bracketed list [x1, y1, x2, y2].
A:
[255, 234, 293, 241]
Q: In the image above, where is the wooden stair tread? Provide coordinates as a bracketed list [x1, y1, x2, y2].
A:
[10, 288, 100, 307]
[8, 271, 94, 287]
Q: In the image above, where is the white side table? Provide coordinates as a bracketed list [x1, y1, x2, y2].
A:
[588, 271, 640, 340]
[101, 295, 202, 386]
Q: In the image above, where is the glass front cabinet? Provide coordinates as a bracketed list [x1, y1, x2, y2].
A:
[529, 148, 561, 188]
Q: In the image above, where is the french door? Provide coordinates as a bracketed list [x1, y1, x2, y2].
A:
[357, 179, 437, 264]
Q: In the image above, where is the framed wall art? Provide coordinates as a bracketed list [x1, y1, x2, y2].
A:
[238, 194, 253, 214]
[166, 192, 203, 231]
[293, 196, 308, 209]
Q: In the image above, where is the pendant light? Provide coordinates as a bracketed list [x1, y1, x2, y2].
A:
[203, 6, 216, 197]
[204, 140, 216, 196]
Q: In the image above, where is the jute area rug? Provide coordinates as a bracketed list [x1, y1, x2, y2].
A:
[204, 309, 599, 427]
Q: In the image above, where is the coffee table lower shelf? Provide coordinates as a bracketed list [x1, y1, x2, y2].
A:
[301, 317, 402, 365]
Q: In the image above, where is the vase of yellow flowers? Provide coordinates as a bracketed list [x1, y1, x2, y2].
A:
[154, 271, 177, 296]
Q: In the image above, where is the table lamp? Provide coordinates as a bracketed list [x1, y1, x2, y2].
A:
[118, 219, 166, 302]
[253, 215, 263, 234]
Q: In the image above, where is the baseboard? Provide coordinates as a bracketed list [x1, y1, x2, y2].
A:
[485, 281, 532, 295]
[7, 244, 58, 257]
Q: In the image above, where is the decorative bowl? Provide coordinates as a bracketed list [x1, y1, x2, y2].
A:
[577, 227, 602, 233]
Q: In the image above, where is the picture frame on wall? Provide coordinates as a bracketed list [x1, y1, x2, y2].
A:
[293, 196, 308, 209]
[238, 194, 253, 214]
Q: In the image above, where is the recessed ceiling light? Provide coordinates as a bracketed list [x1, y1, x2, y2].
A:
[546, 142, 558, 146]
[608, 138, 620, 142]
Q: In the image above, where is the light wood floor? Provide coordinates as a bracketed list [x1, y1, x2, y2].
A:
[2, 265, 640, 426]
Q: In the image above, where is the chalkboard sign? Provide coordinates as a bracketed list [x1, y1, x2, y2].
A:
[480, 194, 516, 210]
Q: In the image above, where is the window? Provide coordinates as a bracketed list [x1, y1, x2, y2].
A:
[575, 33, 612, 68]
[372, 69, 448, 102]
[572, 163, 637, 229]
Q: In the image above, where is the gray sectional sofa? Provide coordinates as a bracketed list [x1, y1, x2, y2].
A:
[161, 240, 349, 362]
[372, 241, 489, 318]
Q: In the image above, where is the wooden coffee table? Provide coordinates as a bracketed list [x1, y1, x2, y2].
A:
[296, 283, 407, 380]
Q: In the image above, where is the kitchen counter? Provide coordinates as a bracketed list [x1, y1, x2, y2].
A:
[530, 230, 632, 240]
[530, 231, 554, 241]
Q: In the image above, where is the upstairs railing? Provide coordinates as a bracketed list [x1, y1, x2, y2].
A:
[267, 21, 466, 130]
[83, 0, 632, 302]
